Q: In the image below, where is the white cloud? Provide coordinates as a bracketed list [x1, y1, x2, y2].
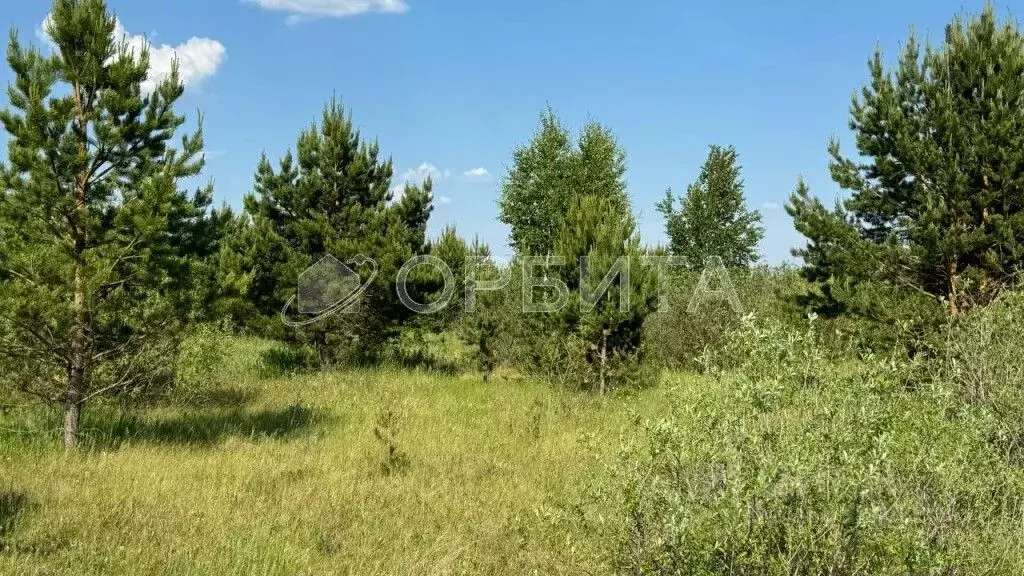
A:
[401, 162, 447, 184]
[436, 195, 452, 205]
[38, 15, 225, 94]
[392, 162, 449, 201]
[35, 16, 56, 50]
[463, 167, 491, 182]
[246, 0, 409, 22]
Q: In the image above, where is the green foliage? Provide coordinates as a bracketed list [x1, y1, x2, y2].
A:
[417, 225, 471, 331]
[657, 145, 764, 269]
[786, 179, 949, 355]
[220, 98, 433, 364]
[553, 194, 659, 392]
[457, 242, 502, 379]
[172, 323, 232, 404]
[492, 112, 659, 390]
[467, 315, 498, 380]
[498, 109, 629, 256]
[790, 4, 1024, 320]
[0, 0, 218, 445]
[644, 266, 807, 370]
[940, 290, 1024, 464]
[259, 342, 320, 377]
[610, 316, 1024, 574]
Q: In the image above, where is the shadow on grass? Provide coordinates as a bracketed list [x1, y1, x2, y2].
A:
[173, 386, 258, 409]
[0, 492, 28, 553]
[260, 345, 320, 377]
[82, 403, 325, 449]
[386, 347, 460, 375]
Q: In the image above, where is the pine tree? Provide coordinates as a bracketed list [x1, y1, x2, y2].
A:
[0, 0, 216, 446]
[555, 194, 657, 392]
[790, 4, 1024, 317]
[785, 178, 868, 317]
[223, 98, 433, 362]
[422, 225, 470, 329]
[498, 110, 653, 389]
[656, 145, 764, 269]
[457, 236, 500, 380]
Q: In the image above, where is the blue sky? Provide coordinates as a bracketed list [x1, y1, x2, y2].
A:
[1, 0, 1018, 263]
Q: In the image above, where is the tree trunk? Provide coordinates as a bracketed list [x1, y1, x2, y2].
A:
[63, 394, 81, 448]
[65, 81, 90, 448]
[64, 260, 88, 448]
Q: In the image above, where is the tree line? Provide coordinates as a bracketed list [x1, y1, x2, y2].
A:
[3, 0, 1024, 446]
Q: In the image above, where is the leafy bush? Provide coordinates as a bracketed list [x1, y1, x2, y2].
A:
[475, 258, 661, 391]
[379, 329, 462, 374]
[172, 322, 235, 404]
[643, 266, 806, 370]
[806, 278, 949, 358]
[644, 263, 949, 370]
[607, 316, 1024, 574]
[940, 290, 1024, 463]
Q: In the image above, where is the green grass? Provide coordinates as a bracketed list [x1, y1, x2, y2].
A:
[5, 325, 1024, 575]
[0, 336, 676, 575]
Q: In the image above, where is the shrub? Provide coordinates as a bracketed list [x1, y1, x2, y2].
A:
[809, 279, 950, 358]
[462, 314, 498, 380]
[607, 316, 1024, 574]
[643, 266, 806, 370]
[478, 259, 662, 391]
[172, 323, 232, 404]
[941, 290, 1024, 463]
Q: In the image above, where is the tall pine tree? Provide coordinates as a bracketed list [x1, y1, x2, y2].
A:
[789, 4, 1024, 317]
[0, 0, 216, 446]
[223, 99, 433, 363]
[656, 145, 764, 269]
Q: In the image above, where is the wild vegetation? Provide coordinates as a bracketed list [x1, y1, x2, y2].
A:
[3, 1, 1024, 574]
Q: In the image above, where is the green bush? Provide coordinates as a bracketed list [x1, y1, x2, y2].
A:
[173, 323, 232, 404]
[477, 258, 661, 391]
[466, 260, 564, 377]
[807, 279, 950, 358]
[643, 266, 806, 370]
[608, 316, 1024, 574]
[378, 329, 464, 374]
[940, 290, 1024, 463]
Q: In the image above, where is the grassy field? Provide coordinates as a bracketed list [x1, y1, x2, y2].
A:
[0, 337, 677, 576]
[5, 324, 1024, 575]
